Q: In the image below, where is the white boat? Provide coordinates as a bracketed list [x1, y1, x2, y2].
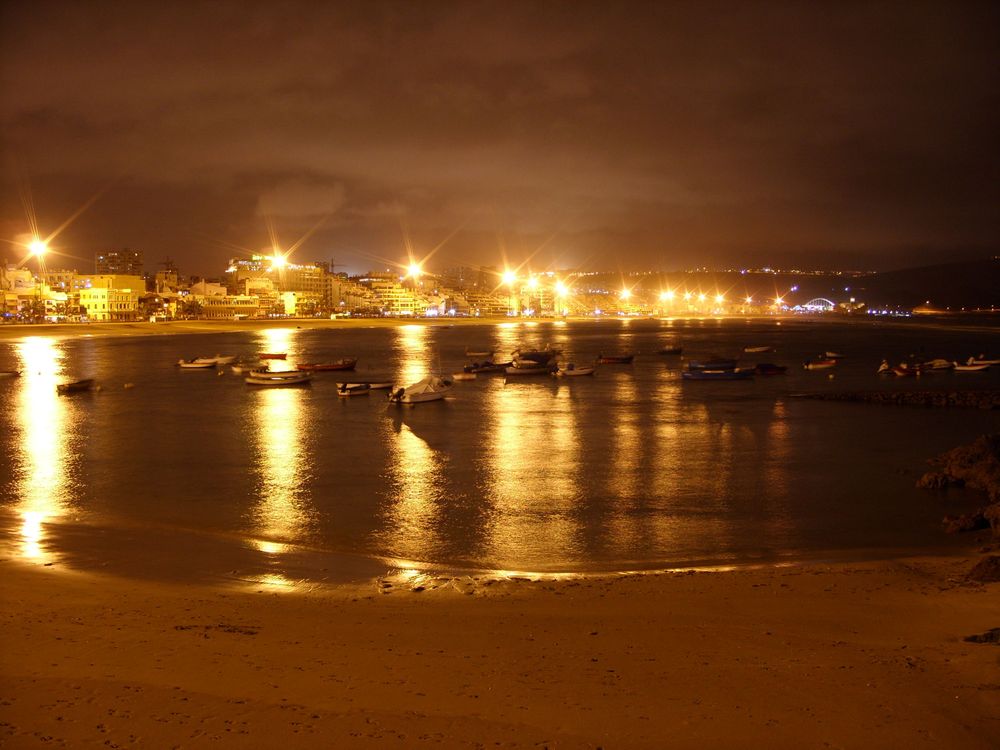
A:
[803, 358, 837, 370]
[954, 362, 990, 372]
[825, 351, 846, 359]
[178, 359, 217, 369]
[244, 370, 312, 386]
[387, 376, 452, 404]
[554, 364, 595, 377]
[967, 356, 1000, 366]
[194, 354, 237, 365]
[337, 382, 371, 396]
[743, 345, 773, 353]
[336, 381, 394, 390]
[451, 371, 477, 381]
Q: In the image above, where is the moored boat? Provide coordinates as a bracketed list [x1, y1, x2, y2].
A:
[554, 363, 595, 377]
[178, 359, 217, 369]
[193, 354, 237, 365]
[298, 358, 358, 371]
[244, 370, 312, 386]
[966, 356, 1000, 366]
[231, 361, 268, 374]
[512, 347, 559, 366]
[337, 381, 394, 390]
[954, 362, 990, 372]
[505, 363, 556, 376]
[259, 352, 287, 360]
[824, 351, 846, 359]
[596, 353, 635, 364]
[464, 360, 511, 374]
[803, 358, 837, 370]
[387, 376, 451, 404]
[337, 382, 371, 396]
[687, 358, 738, 371]
[743, 345, 773, 353]
[57, 378, 95, 394]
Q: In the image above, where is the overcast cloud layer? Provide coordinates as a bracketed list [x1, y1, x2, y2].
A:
[1, 0, 997, 274]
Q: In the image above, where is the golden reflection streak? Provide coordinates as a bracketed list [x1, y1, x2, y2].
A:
[482, 381, 580, 566]
[258, 327, 297, 370]
[380, 421, 444, 561]
[765, 400, 791, 496]
[250, 386, 311, 558]
[605, 375, 642, 551]
[393, 324, 432, 385]
[13, 337, 72, 561]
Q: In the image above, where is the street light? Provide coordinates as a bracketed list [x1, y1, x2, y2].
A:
[407, 263, 421, 278]
[29, 239, 48, 256]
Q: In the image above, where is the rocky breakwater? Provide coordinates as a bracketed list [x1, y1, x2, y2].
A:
[917, 433, 1000, 535]
[802, 390, 1000, 409]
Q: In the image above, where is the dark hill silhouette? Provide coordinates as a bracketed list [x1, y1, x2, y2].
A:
[864, 258, 999, 309]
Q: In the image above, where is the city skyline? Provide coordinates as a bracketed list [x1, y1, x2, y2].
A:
[2, 1, 998, 276]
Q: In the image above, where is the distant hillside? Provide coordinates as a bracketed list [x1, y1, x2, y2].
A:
[865, 258, 999, 309]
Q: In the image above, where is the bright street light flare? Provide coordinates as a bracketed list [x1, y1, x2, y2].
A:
[29, 239, 47, 256]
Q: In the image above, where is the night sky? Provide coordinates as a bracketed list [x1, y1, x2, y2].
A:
[1, 1, 997, 275]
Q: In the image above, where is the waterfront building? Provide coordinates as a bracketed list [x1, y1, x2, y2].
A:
[74, 273, 147, 294]
[194, 294, 261, 319]
[328, 274, 378, 314]
[79, 287, 140, 321]
[359, 271, 430, 315]
[95, 248, 144, 276]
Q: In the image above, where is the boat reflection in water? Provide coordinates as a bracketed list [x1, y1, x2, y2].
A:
[12, 337, 80, 562]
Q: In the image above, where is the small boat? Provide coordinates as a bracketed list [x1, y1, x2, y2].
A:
[337, 381, 394, 390]
[803, 359, 837, 370]
[917, 358, 953, 371]
[244, 370, 312, 386]
[754, 363, 787, 376]
[954, 362, 990, 372]
[298, 358, 358, 371]
[505, 363, 556, 376]
[0, 370, 21, 378]
[966, 356, 1000, 366]
[231, 361, 268, 374]
[512, 346, 559, 365]
[743, 345, 773, 353]
[824, 351, 846, 359]
[337, 382, 371, 397]
[178, 359, 217, 369]
[193, 354, 237, 365]
[451, 371, 477, 381]
[464, 361, 511, 374]
[554, 364, 595, 377]
[259, 352, 287, 360]
[387, 376, 452, 404]
[657, 346, 683, 355]
[57, 378, 95, 394]
[682, 368, 753, 381]
[596, 353, 635, 364]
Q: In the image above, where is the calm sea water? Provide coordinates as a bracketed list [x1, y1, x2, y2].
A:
[1, 317, 998, 583]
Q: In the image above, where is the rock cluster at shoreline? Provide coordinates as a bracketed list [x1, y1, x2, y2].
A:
[917, 434, 1000, 535]
[802, 390, 1000, 409]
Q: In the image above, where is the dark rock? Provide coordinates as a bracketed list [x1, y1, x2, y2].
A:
[967, 555, 1000, 583]
[916, 472, 955, 490]
[933, 434, 1000, 502]
[942, 513, 989, 534]
[983, 503, 1000, 536]
[963, 627, 1000, 644]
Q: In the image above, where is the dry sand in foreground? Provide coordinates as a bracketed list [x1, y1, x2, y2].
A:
[2, 556, 999, 749]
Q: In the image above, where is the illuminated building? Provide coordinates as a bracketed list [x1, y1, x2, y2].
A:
[95, 248, 144, 276]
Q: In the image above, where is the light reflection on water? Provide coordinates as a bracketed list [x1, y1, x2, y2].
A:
[12, 337, 77, 561]
[1, 318, 997, 576]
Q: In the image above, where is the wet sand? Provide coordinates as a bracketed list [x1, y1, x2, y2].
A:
[2, 554, 999, 748]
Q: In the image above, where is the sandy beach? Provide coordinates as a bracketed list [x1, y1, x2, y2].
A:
[2, 552, 998, 749]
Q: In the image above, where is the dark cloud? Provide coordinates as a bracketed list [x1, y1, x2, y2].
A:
[1, 0, 997, 274]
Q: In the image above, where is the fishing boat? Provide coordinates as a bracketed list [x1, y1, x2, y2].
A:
[966, 356, 1000, 366]
[554, 363, 595, 377]
[244, 370, 312, 386]
[337, 382, 371, 397]
[297, 358, 358, 371]
[682, 368, 753, 381]
[505, 363, 556, 376]
[57, 378, 95, 394]
[259, 352, 287, 360]
[803, 358, 837, 370]
[451, 371, 477, 381]
[754, 363, 787, 376]
[743, 345, 774, 353]
[954, 362, 990, 372]
[193, 354, 237, 365]
[387, 376, 452, 404]
[336, 381, 393, 391]
[178, 359, 217, 369]
[512, 347, 558, 366]
[0, 370, 21, 378]
[657, 346, 683, 355]
[596, 353, 635, 364]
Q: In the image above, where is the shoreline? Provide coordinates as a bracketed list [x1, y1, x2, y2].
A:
[2, 549, 998, 748]
[1, 311, 998, 343]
